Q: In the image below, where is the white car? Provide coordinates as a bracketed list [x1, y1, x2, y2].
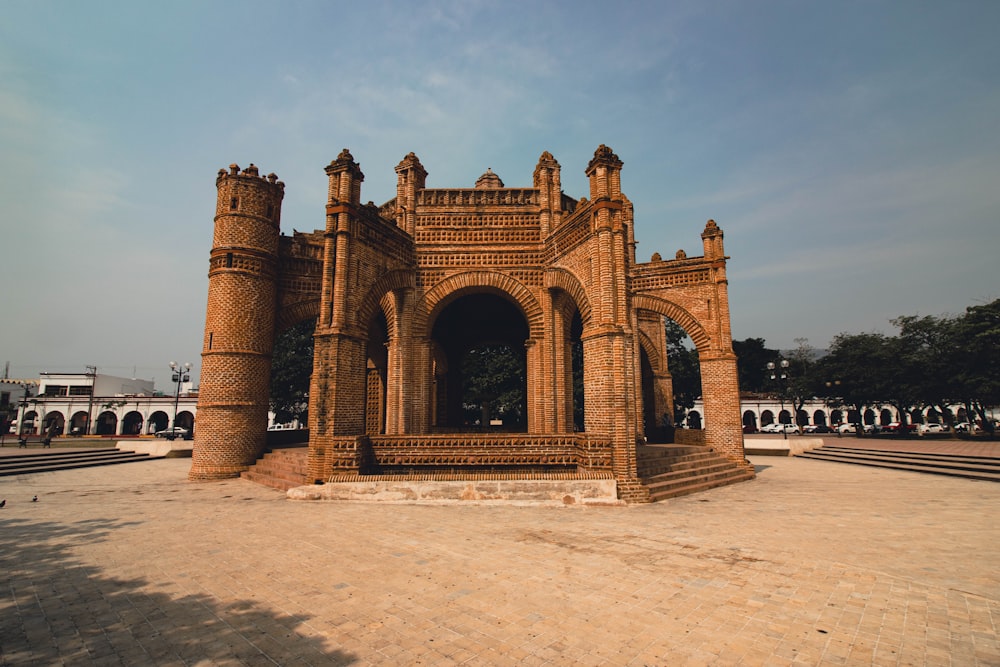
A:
[761, 423, 800, 434]
[954, 422, 981, 433]
[155, 427, 190, 439]
[919, 423, 946, 434]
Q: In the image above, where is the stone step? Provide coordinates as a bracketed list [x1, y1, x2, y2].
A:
[646, 468, 756, 502]
[797, 448, 1000, 482]
[0, 449, 162, 477]
[241, 447, 310, 491]
[638, 454, 732, 477]
[635, 443, 754, 501]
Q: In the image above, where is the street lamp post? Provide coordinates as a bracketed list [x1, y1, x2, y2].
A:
[767, 359, 791, 440]
[825, 380, 842, 437]
[16, 385, 33, 447]
[167, 362, 192, 441]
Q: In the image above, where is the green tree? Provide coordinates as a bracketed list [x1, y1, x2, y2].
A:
[785, 338, 818, 426]
[665, 320, 700, 424]
[461, 344, 525, 428]
[269, 318, 316, 425]
[814, 332, 892, 433]
[892, 314, 960, 427]
[952, 298, 1000, 433]
[732, 337, 779, 394]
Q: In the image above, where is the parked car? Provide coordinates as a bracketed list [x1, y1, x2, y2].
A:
[154, 427, 191, 440]
[881, 422, 917, 433]
[761, 423, 800, 434]
[837, 423, 860, 434]
[803, 424, 832, 434]
[954, 422, 981, 433]
[919, 423, 947, 434]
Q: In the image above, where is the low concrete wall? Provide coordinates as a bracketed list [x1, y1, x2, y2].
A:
[119, 441, 192, 458]
[287, 478, 621, 506]
[744, 437, 823, 457]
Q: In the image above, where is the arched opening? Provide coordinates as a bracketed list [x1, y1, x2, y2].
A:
[796, 409, 809, 427]
[430, 292, 529, 432]
[743, 410, 758, 433]
[21, 410, 38, 435]
[122, 411, 143, 435]
[270, 317, 316, 430]
[70, 411, 90, 436]
[812, 410, 827, 427]
[96, 411, 118, 435]
[44, 411, 65, 436]
[149, 411, 170, 433]
[365, 312, 388, 435]
[879, 408, 893, 426]
[761, 410, 775, 426]
[570, 312, 584, 432]
[174, 411, 195, 431]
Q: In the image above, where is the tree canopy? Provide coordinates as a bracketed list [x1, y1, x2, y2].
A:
[269, 317, 315, 425]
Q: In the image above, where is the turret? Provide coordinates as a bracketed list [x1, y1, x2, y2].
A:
[586, 144, 623, 201]
[533, 151, 562, 235]
[190, 164, 284, 480]
[701, 219, 725, 259]
[394, 152, 427, 235]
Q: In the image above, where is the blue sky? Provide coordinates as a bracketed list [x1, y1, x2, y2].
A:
[2, 1, 998, 388]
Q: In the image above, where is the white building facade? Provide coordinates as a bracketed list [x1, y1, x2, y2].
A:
[687, 395, 990, 431]
[7, 372, 197, 438]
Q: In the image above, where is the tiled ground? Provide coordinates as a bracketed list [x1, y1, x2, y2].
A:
[0, 449, 997, 665]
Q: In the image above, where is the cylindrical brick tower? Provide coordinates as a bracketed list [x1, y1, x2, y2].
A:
[189, 163, 284, 480]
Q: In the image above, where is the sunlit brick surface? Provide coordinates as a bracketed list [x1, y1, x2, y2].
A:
[192, 148, 747, 499]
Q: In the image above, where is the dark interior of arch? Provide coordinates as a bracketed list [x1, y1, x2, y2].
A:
[431, 292, 529, 430]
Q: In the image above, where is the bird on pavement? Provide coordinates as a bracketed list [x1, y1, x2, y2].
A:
[0, 499, 5, 508]
[32, 495, 38, 502]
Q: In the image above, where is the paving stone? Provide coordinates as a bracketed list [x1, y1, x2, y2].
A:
[1, 455, 998, 665]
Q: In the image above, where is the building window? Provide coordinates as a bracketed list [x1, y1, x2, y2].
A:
[230, 197, 239, 211]
[69, 386, 93, 397]
[226, 253, 234, 268]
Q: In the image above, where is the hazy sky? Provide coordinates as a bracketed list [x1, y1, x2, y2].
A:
[2, 1, 998, 389]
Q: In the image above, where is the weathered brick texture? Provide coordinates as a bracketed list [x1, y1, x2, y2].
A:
[192, 148, 747, 498]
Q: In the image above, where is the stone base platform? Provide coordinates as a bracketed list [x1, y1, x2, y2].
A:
[286, 473, 620, 506]
[743, 437, 823, 457]
[119, 440, 193, 458]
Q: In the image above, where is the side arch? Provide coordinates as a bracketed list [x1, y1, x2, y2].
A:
[356, 270, 417, 335]
[544, 268, 592, 327]
[631, 295, 710, 351]
[276, 299, 320, 333]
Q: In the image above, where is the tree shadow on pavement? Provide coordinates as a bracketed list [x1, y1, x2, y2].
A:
[0, 516, 357, 665]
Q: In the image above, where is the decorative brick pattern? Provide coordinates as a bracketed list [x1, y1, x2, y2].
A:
[192, 147, 748, 501]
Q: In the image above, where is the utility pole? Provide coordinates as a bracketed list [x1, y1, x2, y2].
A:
[85, 365, 97, 436]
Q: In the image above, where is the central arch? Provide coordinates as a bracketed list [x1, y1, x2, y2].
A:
[428, 291, 530, 431]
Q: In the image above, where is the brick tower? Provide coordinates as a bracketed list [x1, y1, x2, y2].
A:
[189, 164, 284, 480]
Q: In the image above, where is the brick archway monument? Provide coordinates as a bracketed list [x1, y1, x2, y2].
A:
[191, 147, 751, 502]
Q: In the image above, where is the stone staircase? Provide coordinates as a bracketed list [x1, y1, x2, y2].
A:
[797, 445, 1000, 482]
[241, 446, 311, 491]
[637, 444, 756, 501]
[0, 448, 164, 477]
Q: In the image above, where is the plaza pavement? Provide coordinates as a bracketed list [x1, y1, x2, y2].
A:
[0, 445, 998, 666]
